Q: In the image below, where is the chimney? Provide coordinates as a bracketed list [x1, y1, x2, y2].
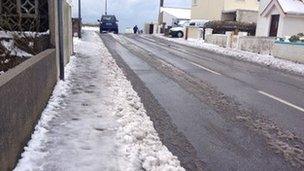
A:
[160, 0, 164, 7]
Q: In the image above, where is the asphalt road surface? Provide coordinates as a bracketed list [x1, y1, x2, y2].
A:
[100, 33, 304, 171]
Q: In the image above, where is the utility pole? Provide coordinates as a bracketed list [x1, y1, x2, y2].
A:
[158, 0, 164, 33]
[105, 0, 108, 15]
[57, 0, 64, 80]
[160, 0, 164, 7]
[78, 0, 82, 38]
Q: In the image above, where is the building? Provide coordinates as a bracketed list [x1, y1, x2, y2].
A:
[256, 0, 304, 37]
[158, 7, 191, 33]
[191, 0, 260, 23]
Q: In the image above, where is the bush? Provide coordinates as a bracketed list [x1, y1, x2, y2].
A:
[297, 33, 304, 37]
[289, 33, 304, 42]
[204, 20, 256, 36]
[289, 35, 300, 42]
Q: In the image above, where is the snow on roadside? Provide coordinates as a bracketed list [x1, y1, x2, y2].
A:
[96, 29, 184, 171]
[82, 26, 99, 31]
[153, 34, 304, 76]
[14, 28, 184, 171]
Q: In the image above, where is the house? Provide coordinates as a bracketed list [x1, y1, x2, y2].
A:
[191, 0, 260, 23]
[256, 0, 304, 37]
[158, 7, 191, 32]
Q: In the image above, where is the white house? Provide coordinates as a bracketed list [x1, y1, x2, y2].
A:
[158, 7, 191, 31]
[256, 0, 304, 37]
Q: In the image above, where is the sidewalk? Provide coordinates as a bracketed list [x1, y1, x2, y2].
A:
[14, 28, 183, 171]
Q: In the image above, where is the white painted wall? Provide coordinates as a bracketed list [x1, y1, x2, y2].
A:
[162, 12, 176, 28]
[256, 6, 283, 37]
[281, 16, 304, 36]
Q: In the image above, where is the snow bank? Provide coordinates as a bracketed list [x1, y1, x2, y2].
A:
[0, 30, 49, 39]
[97, 31, 184, 171]
[153, 35, 304, 76]
[82, 26, 99, 31]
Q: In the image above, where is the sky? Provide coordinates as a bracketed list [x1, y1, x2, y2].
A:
[72, 0, 191, 32]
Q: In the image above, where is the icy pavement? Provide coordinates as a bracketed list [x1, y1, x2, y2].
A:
[14, 28, 184, 171]
[153, 35, 304, 76]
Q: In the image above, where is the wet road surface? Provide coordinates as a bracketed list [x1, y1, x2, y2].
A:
[100, 33, 304, 171]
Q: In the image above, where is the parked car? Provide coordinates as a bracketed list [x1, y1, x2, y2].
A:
[125, 27, 133, 34]
[98, 15, 119, 34]
[169, 21, 189, 38]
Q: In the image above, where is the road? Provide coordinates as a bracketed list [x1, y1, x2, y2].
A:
[100, 33, 304, 171]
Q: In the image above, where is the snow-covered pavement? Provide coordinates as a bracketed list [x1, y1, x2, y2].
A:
[14, 28, 184, 171]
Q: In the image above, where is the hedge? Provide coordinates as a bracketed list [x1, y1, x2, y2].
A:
[204, 20, 256, 36]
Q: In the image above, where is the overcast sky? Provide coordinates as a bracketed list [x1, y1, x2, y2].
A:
[72, 0, 191, 31]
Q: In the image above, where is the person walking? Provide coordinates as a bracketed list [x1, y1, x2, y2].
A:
[133, 25, 138, 34]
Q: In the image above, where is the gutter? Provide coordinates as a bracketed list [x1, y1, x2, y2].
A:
[57, 0, 65, 80]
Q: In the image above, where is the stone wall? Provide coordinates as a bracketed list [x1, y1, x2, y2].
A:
[238, 36, 275, 55]
[0, 49, 57, 171]
[236, 10, 258, 23]
[205, 34, 228, 47]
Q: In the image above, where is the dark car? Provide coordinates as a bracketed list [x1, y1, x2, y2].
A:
[98, 15, 119, 34]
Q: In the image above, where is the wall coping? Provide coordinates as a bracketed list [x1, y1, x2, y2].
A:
[0, 49, 56, 87]
[240, 36, 276, 40]
[275, 41, 304, 46]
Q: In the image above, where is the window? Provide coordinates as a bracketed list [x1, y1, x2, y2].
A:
[192, 0, 198, 6]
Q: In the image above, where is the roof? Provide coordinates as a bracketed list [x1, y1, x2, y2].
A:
[66, 0, 73, 6]
[160, 7, 191, 19]
[278, 0, 304, 14]
[261, 0, 304, 16]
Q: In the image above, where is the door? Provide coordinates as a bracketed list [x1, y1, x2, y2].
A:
[269, 15, 280, 37]
[149, 24, 154, 34]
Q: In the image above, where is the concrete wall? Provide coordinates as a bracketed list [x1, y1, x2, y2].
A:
[63, 2, 73, 65]
[205, 34, 228, 47]
[238, 36, 275, 54]
[272, 43, 304, 63]
[236, 10, 258, 23]
[48, 0, 73, 67]
[0, 49, 57, 171]
[186, 27, 203, 39]
[48, 0, 60, 78]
